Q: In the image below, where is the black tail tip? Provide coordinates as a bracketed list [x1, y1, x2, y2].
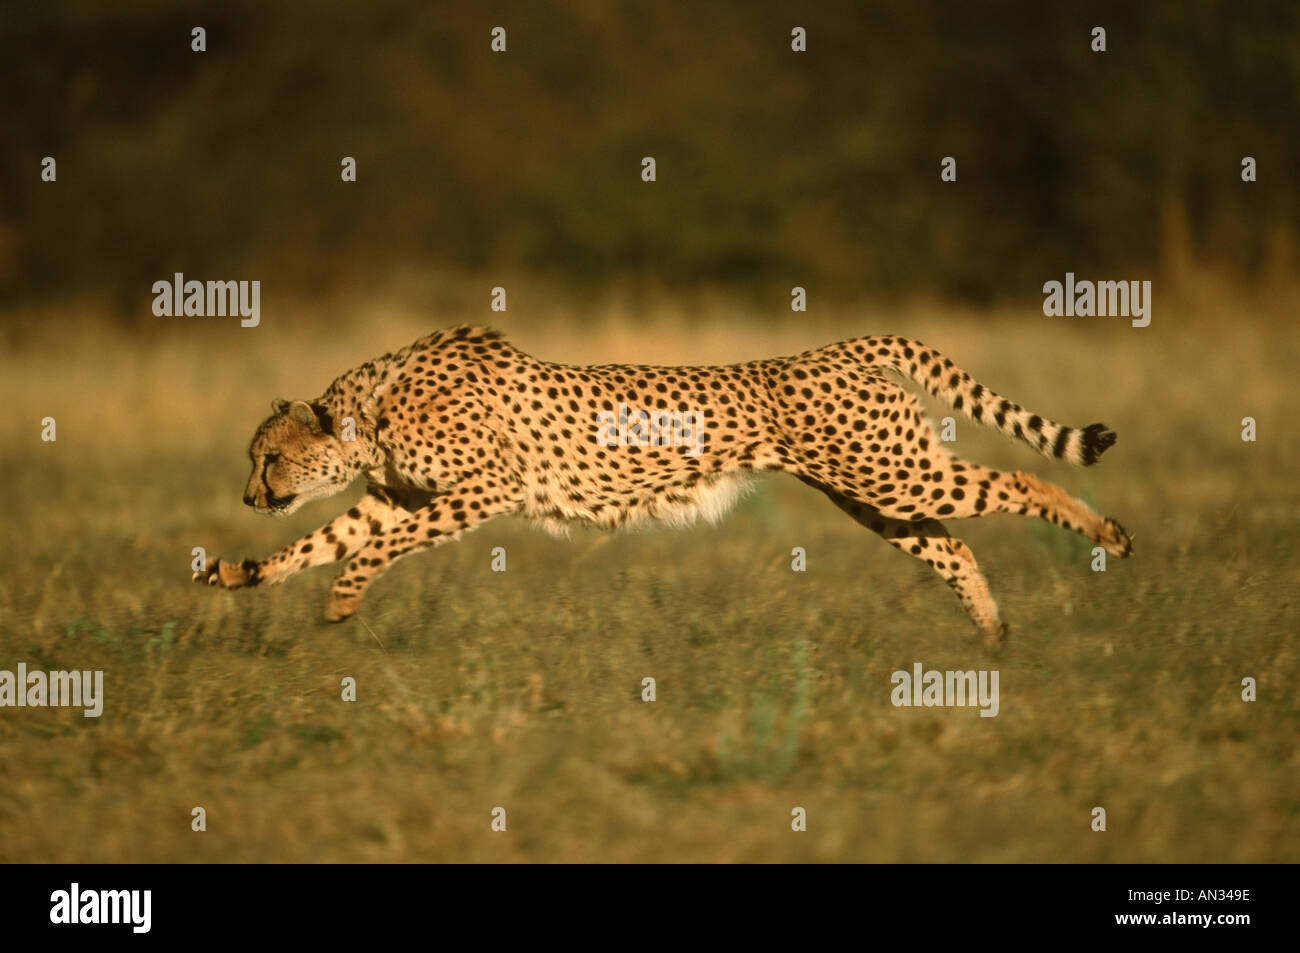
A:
[1081, 423, 1117, 465]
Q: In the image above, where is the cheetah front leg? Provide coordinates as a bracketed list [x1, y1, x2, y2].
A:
[324, 482, 521, 622]
[193, 488, 420, 591]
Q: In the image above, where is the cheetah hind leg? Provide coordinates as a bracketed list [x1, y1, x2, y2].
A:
[797, 477, 1008, 647]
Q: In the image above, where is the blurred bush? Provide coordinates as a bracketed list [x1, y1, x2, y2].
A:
[2, 0, 1297, 316]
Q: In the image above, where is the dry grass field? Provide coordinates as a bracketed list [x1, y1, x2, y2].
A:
[0, 288, 1296, 862]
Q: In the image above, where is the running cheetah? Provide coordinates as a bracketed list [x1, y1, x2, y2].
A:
[194, 325, 1131, 642]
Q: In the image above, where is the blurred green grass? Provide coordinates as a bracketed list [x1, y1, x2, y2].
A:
[0, 295, 1296, 862]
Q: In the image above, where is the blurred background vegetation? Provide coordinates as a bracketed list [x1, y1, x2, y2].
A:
[3, 0, 1298, 323]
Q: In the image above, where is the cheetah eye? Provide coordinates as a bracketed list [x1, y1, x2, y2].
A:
[264, 453, 281, 466]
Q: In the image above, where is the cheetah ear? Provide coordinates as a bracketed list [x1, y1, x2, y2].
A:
[286, 400, 322, 431]
[272, 398, 291, 415]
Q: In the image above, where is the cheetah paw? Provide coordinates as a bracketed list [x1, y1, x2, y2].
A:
[324, 590, 359, 623]
[1100, 519, 1133, 558]
[192, 558, 256, 589]
[983, 621, 1010, 650]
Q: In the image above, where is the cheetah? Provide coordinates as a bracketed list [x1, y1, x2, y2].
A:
[194, 325, 1131, 642]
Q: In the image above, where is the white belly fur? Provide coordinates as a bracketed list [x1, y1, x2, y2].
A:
[524, 473, 754, 537]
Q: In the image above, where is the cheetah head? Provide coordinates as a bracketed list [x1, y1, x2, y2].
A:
[243, 399, 352, 516]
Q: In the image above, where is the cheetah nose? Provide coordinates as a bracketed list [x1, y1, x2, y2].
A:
[243, 494, 256, 507]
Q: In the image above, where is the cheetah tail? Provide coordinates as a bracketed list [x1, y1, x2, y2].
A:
[854, 335, 1117, 466]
